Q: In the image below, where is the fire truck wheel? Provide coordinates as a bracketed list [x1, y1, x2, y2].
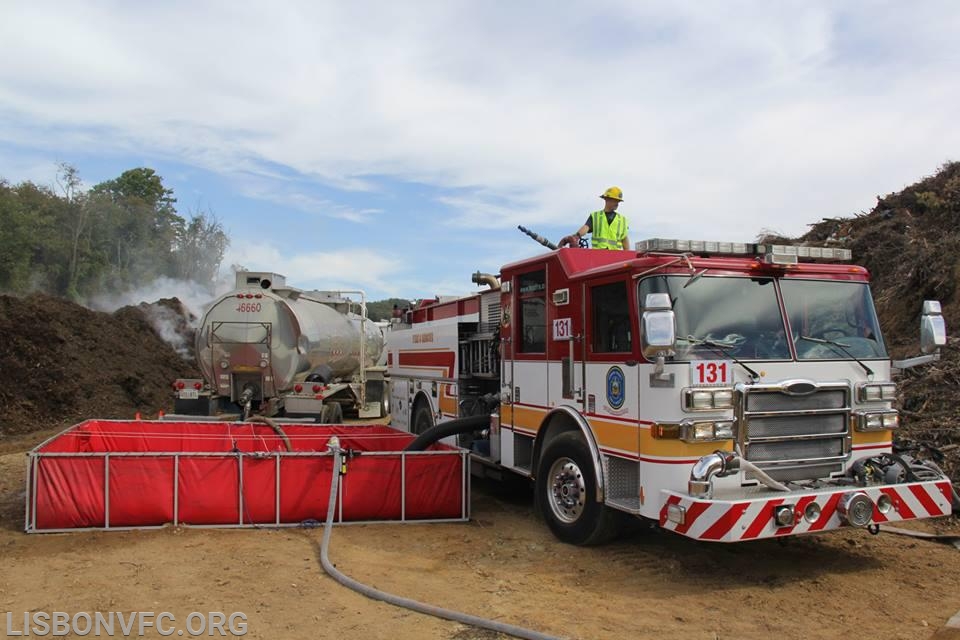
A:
[412, 400, 434, 435]
[536, 432, 620, 546]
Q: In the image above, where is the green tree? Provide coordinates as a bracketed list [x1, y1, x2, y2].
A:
[91, 168, 186, 287]
[3, 180, 72, 294]
[1, 163, 233, 298]
[0, 180, 37, 292]
[173, 209, 230, 286]
[367, 297, 414, 321]
[55, 163, 93, 299]
[92, 167, 177, 212]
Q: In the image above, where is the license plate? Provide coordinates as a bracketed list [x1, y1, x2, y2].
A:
[690, 360, 733, 386]
[178, 389, 199, 400]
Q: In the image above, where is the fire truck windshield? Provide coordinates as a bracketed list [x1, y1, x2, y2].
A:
[638, 276, 887, 361]
[640, 275, 788, 360]
[781, 279, 887, 360]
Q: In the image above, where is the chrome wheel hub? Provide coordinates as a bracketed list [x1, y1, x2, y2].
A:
[547, 457, 586, 524]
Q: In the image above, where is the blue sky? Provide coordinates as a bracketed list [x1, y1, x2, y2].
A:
[2, 1, 959, 305]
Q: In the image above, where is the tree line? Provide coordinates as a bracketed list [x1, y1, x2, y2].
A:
[0, 164, 228, 300]
[366, 297, 415, 322]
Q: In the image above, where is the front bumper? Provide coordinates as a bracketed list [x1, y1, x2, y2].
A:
[659, 480, 954, 542]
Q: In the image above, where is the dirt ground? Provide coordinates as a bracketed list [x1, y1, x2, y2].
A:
[1, 428, 958, 640]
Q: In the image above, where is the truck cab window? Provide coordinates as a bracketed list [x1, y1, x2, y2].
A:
[518, 270, 546, 353]
[591, 281, 631, 353]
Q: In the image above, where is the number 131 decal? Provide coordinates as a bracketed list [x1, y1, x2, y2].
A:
[690, 360, 733, 385]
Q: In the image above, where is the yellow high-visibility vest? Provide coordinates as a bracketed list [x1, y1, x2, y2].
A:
[590, 210, 627, 250]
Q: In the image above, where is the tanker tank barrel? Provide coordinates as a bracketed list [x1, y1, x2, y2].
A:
[518, 225, 558, 251]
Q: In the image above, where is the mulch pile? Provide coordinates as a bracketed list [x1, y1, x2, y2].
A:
[784, 161, 960, 484]
[897, 338, 960, 483]
[0, 294, 199, 436]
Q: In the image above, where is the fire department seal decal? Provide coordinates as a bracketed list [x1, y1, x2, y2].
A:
[606, 366, 625, 410]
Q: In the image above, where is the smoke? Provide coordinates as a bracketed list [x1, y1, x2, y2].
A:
[139, 302, 195, 359]
[85, 276, 232, 358]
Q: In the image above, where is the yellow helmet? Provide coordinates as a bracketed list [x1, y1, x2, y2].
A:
[600, 186, 623, 201]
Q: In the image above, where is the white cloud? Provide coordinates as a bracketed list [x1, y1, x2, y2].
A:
[237, 177, 383, 222]
[2, 0, 959, 288]
[223, 239, 405, 298]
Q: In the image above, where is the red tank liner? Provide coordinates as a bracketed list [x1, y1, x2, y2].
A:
[25, 420, 469, 532]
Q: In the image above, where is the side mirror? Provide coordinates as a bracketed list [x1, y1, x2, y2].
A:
[920, 300, 947, 354]
[640, 293, 676, 359]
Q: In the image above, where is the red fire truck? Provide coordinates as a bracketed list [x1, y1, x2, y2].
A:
[386, 239, 956, 544]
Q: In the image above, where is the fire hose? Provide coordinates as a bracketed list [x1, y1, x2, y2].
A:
[318, 440, 565, 640]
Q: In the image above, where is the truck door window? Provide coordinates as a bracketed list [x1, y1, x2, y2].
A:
[517, 270, 546, 353]
[591, 281, 631, 353]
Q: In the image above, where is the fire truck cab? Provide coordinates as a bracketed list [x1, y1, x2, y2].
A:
[387, 239, 955, 545]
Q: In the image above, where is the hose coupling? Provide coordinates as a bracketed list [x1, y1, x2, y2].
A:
[689, 450, 740, 499]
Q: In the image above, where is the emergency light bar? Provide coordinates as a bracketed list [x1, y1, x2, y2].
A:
[635, 238, 853, 263]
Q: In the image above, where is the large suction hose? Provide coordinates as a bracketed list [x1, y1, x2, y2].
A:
[403, 415, 491, 452]
[320, 443, 563, 640]
[246, 415, 293, 452]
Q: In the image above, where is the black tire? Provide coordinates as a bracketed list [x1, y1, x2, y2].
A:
[535, 432, 620, 546]
[411, 400, 434, 435]
[321, 402, 343, 424]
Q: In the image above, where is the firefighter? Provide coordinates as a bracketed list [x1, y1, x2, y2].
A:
[558, 186, 630, 250]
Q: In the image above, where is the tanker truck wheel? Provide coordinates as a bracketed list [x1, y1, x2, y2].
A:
[411, 400, 434, 435]
[535, 432, 620, 546]
[321, 402, 343, 424]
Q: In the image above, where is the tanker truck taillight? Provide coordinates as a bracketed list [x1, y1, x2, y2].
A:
[172, 379, 205, 400]
[292, 383, 329, 395]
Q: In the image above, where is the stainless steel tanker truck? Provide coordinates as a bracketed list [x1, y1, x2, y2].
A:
[173, 271, 387, 423]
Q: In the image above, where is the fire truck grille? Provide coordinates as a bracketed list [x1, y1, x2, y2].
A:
[738, 384, 850, 483]
[747, 414, 846, 438]
[746, 389, 846, 412]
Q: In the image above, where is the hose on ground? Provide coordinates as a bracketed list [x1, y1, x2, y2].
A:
[319, 445, 564, 640]
[403, 415, 491, 452]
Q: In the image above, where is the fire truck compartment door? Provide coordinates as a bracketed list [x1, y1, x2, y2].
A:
[390, 378, 411, 430]
[584, 361, 638, 425]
